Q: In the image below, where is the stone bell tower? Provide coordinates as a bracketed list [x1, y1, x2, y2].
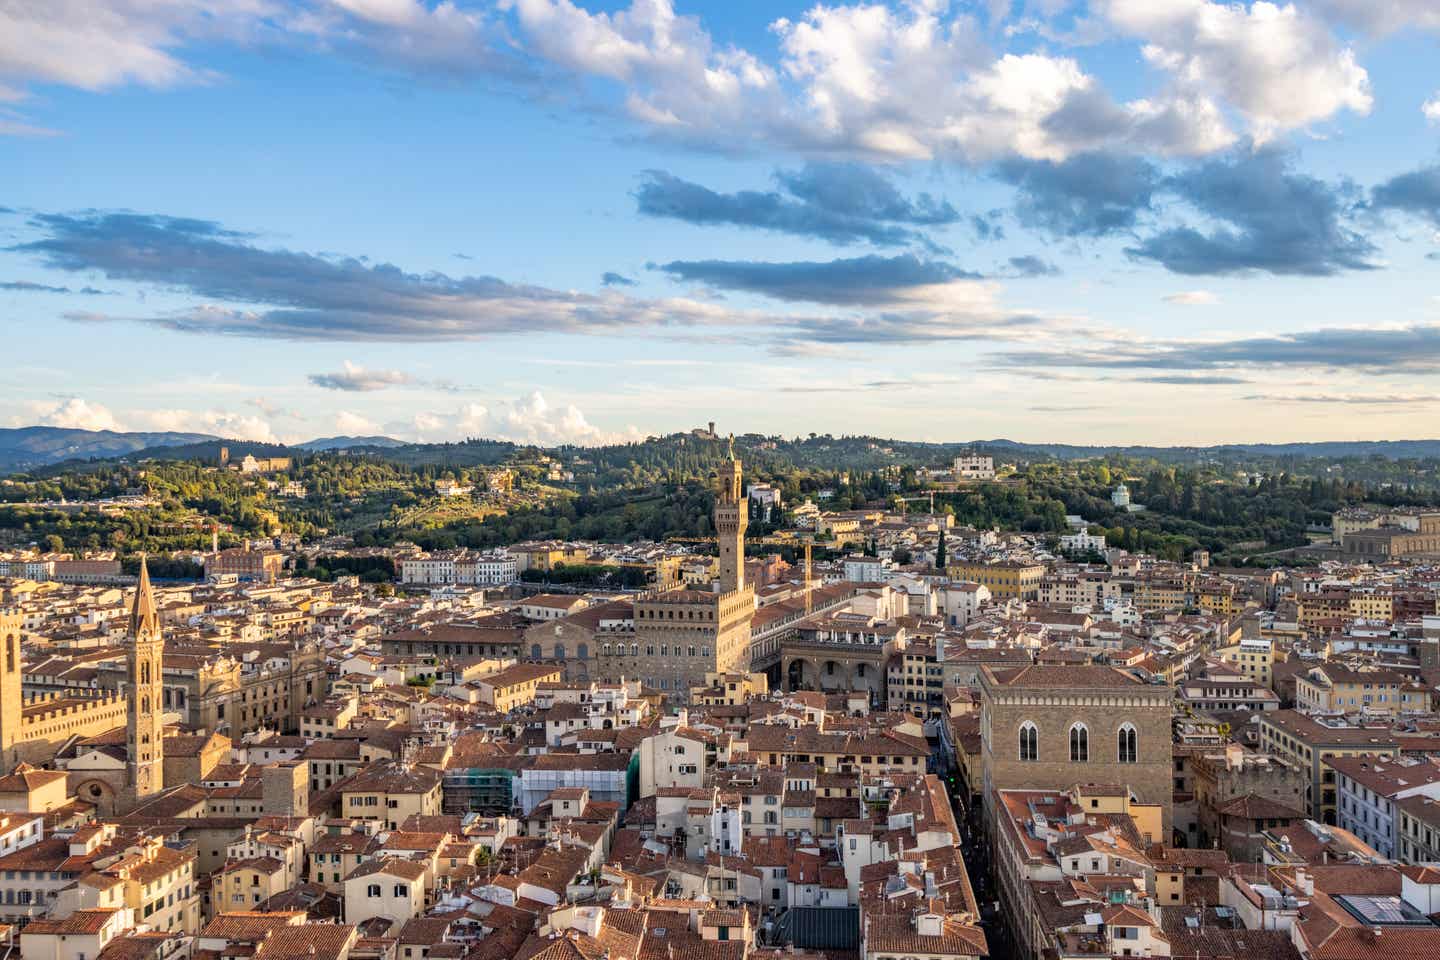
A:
[124, 558, 165, 807]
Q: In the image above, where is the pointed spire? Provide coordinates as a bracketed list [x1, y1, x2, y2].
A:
[129, 555, 160, 640]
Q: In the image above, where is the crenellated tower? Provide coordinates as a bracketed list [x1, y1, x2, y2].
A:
[714, 436, 747, 594]
[0, 607, 22, 770]
[125, 558, 165, 804]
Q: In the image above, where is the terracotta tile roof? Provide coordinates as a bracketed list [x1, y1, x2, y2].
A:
[0, 763, 68, 793]
[341, 762, 441, 795]
[251, 924, 357, 960]
[199, 912, 307, 941]
[863, 914, 988, 957]
[988, 663, 1146, 688]
[1215, 793, 1306, 821]
[396, 917, 451, 945]
[22, 908, 120, 935]
[346, 858, 427, 882]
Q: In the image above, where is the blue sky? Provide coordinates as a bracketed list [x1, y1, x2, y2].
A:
[3, 0, 1440, 446]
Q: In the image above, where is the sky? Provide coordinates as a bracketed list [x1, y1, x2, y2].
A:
[2, 1, 1440, 448]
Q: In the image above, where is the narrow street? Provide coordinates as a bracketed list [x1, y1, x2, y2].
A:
[951, 785, 1017, 960]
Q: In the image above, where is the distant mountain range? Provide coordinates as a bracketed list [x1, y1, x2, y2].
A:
[973, 438, 1440, 460]
[295, 435, 409, 451]
[0, 427, 220, 473]
[6, 425, 1440, 476]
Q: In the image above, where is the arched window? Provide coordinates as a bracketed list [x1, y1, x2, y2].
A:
[1070, 723, 1089, 762]
[530, 644, 541, 659]
[5, 636, 14, 673]
[553, 643, 564, 660]
[1117, 723, 1138, 763]
[576, 643, 588, 660]
[141, 662, 150, 684]
[1018, 722, 1038, 762]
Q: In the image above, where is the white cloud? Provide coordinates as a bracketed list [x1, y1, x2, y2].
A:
[769, 2, 1228, 160]
[15, 398, 278, 442]
[486, 0, 1233, 161]
[395, 392, 642, 446]
[0, 1, 271, 94]
[4, 0, 1374, 161]
[1097, 0, 1372, 143]
[1312, 0, 1440, 35]
[333, 410, 379, 435]
[29, 397, 124, 432]
[1424, 94, 1440, 123]
[289, 0, 500, 74]
[133, 408, 278, 442]
[501, 0, 774, 136]
[1162, 290, 1219, 305]
[309, 360, 413, 392]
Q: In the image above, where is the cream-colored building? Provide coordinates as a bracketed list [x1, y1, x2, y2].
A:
[1296, 664, 1409, 715]
[213, 855, 289, 915]
[20, 908, 129, 960]
[689, 672, 768, 706]
[1215, 637, 1273, 686]
[638, 727, 713, 797]
[340, 763, 442, 831]
[475, 663, 562, 713]
[0, 764, 69, 812]
[309, 832, 373, 893]
[343, 858, 426, 928]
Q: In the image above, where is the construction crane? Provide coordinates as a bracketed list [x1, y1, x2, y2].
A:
[894, 492, 936, 516]
[666, 531, 819, 614]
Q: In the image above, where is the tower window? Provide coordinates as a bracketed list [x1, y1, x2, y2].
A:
[1118, 724, 1138, 763]
[1019, 722, 1038, 762]
[1070, 723, 1089, 762]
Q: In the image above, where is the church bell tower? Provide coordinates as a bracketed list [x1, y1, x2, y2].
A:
[125, 558, 165, 803]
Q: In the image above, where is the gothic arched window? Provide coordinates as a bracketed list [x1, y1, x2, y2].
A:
[141, 662, 150, 685]
[530, 644, 541, 660]
[1117, 723, 1138, 763]
[5, 636, 13, 674]
[553, 643, 565, 660]
[1069, 723, 1089, 762]
[1018, 721, 1038, 762]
